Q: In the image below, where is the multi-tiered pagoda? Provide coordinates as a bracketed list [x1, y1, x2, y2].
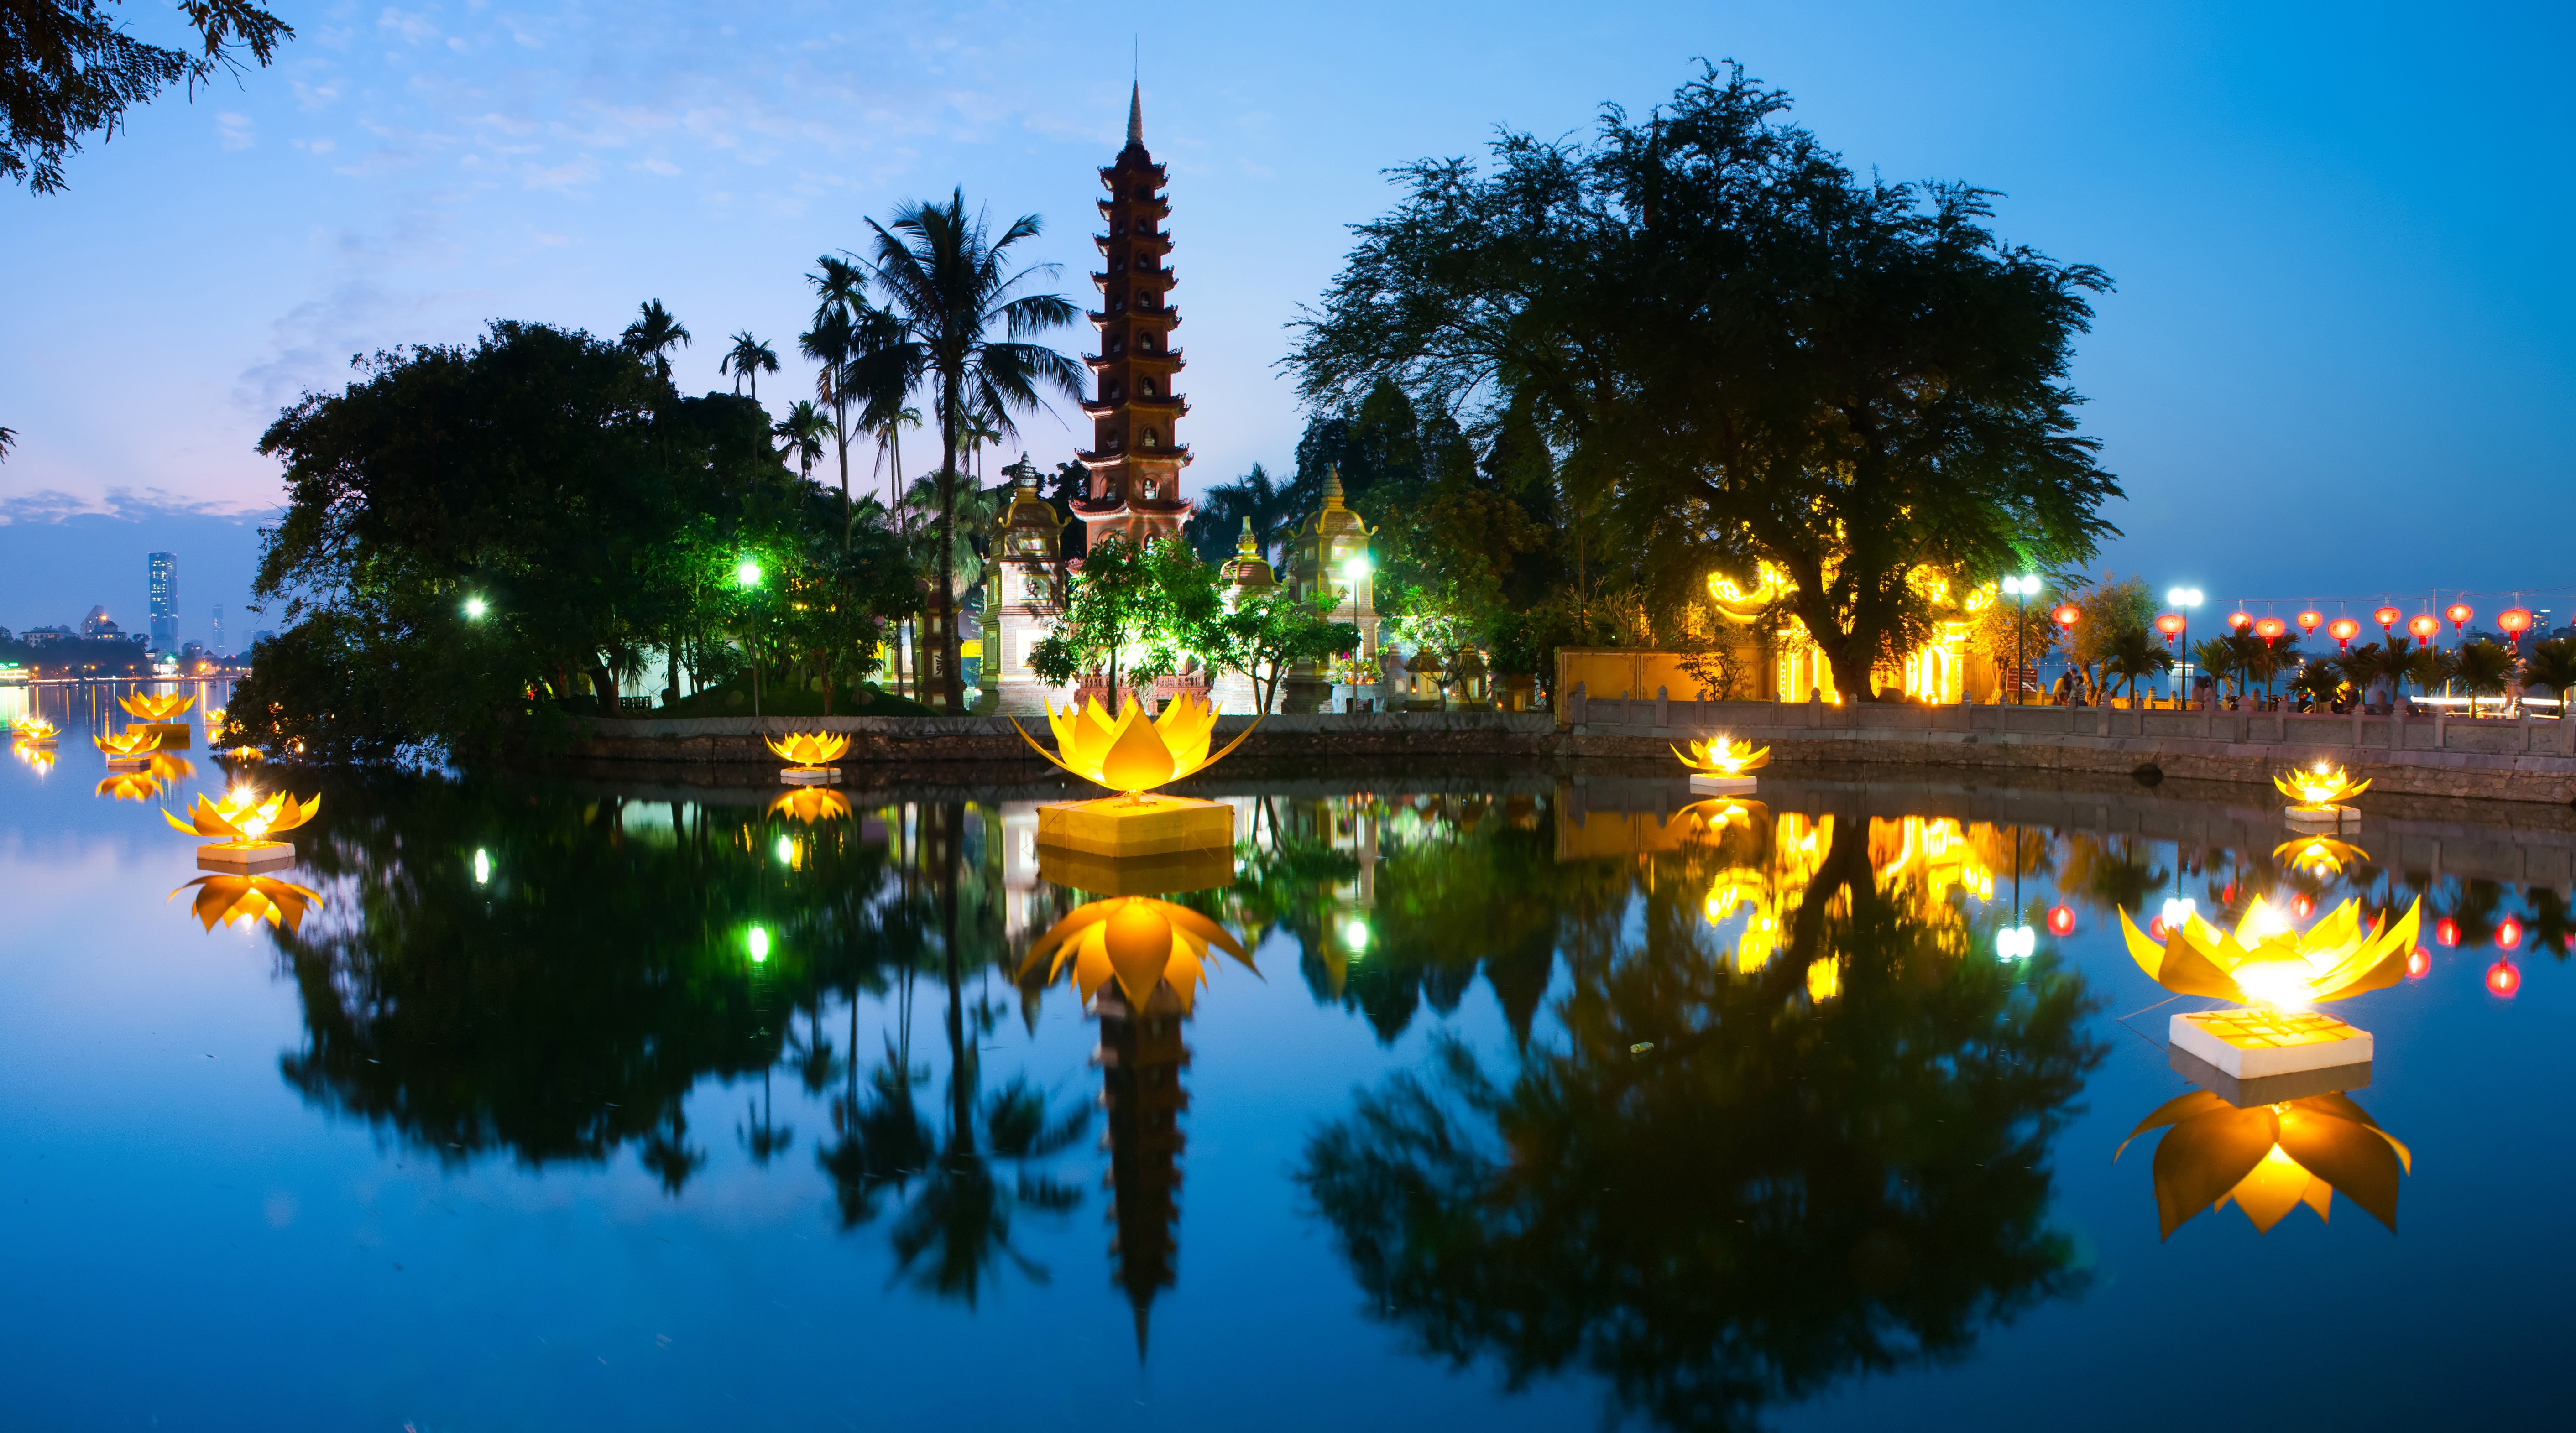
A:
[1072, 84, 1192, 547]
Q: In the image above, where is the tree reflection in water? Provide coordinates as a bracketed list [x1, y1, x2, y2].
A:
[1298, 811, 2107, 1430]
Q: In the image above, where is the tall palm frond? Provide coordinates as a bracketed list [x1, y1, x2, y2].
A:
[721, 331, 779, 399]
[2453, 639, 2513, 717]
[620, 300, 691, 384]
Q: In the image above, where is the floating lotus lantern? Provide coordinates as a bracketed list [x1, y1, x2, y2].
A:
[163, 784, 322, 872]
[768, 786, 853, 822]
[2120, 895, 2417, 1084]
[94, 727, 165, 763]
[2275, 760, 2368, 831]
[1014, 692, 1258, 857]
[119, 691, 196, 747]
[11, 716, 59, 744]
[1672, 735, 1771, 795]
[764, 731, 850, 785]
[2116, 1089, 2409, 1239]
[1018, 896, 1256, 1014]
[171, 874, 326, 934]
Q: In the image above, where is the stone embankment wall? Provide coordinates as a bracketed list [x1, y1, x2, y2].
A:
[542, 700, 2576, 806]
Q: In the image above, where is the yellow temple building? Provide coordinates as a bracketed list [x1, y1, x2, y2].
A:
[1705, 563, 1996, 705]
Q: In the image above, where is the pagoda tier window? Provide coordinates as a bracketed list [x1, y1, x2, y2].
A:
[1134, 185, 1154, 199]
[1139, 333, 1156, 351]
[1113, 219, 1126, 235]
[1105, 380, 1122, 401]
[1143, 477, 1160, 500]
[1111, 296, 1124, 313]
[1139, 376, 1156, 396]
[1113, 256, 1127, 273]
[1109, 338, 1123, 354]
[1143, 429, 1160, 449]
[1138, 292, 1157, 310]
[1140, 253, 1157, 270]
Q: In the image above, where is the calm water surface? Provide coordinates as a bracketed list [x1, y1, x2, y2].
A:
[3, 682, 2571, 1430]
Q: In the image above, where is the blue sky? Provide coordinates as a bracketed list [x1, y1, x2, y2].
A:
[4, 0, 2572, 643]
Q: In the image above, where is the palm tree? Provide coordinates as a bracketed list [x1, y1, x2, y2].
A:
[773, 401, 829, 486]
[2331, 646, 2386, 708]
[1185, 462, 1297, 564]
[2403, 645, 2455, 704]
[2523, 637, 2576, 712]
[867, 190, 1086, 710]
[721, 331, 779, 399]
[2453, 639, 2513, 717]
[0, 423, 16, 462]
[2189, 637, 2237, 702]
[620, 300, 692, 385]
[800, 305, 860, 524]
[2099, 625, 2174, 707]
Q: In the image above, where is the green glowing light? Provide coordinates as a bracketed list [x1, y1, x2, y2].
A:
[463, 596, 487, 619]
[747, 926, 770, 963]
[736, 560, 763, 589]
[774, 835, 794, 864]
[1343, 918, 1371, 955]
[472, 848, 491, 885]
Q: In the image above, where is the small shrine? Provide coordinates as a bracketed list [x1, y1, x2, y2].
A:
[1280, 468, 1377, 712]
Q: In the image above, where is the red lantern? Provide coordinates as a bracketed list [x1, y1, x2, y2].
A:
[2155, 613, 2186, 640]
[2435, 917, 2461, 947]
[2148, 915, 2171, 940]
[2496, 918, 2524, 950]
[2498, 607, 2534, 641]
[2254, 616, 2286, 643]
[2487, 958, 2520, 997]
[2047, 905, 2076, 936]
[2406, 947, 2430, 979]
[2408, 614, 2440, 646]
[2296, 610, 2322, 636]
[2372, 604, 2400, 632]
[2051, 604, 2080, 630]
[2227, 611, 2253, 633]
[2327, 616, 2360, 649]
[2291, 892, 2315, 919]
[2445, 602, 2474, 631]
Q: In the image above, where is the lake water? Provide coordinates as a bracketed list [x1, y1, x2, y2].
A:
[4, 682, 2571, 1430]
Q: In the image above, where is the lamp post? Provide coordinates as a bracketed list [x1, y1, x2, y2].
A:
[2001, 575, 2042, 704]
[2165, 588, 2201, 706]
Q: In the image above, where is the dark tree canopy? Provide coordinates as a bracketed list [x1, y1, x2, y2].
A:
[3, 0, 290, 193]
[1289, 63, 2121, 700]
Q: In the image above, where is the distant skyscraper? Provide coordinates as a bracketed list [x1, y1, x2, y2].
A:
[147, 552, 179, 655]
[211, 605, 224, 654]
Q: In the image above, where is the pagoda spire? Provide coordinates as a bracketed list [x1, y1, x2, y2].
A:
[1128, 79, 1143, 145]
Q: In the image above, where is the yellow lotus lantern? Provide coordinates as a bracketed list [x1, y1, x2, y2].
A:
[120, 692, 194, 722]
[171, 874, 327, 934]
[1019, 896, 1256, 1014]
[2121, 895, 2417, 1083]
[768, 787, 853, 823]
[95, 728, 165, 761]
[96, 754, 188, 801]
[163, 784, 322, 872]
[2116, 1090, 2410, 1239]
[11, 716, 59, 743]
[1674, 736, 1770, 794]
[1015, 692, 1258, 858]
[15, 741, 56, 774]
[2276, 760, 2368, 831]
[765, 731, 850, 785]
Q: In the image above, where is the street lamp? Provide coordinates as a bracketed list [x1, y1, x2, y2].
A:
[464, 596, 487, 620]
[736, 559, 763, 589]
[2001, 575, 2039, 704]
[2165, 588, 2201, 707]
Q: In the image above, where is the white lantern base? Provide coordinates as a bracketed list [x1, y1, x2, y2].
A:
[2170, 1042, 2370, 1107]
[198, 841, 295, 873]
[780, 767, 842, 786]
[1688, 775, 1759, 796]
[2170, 1008, 2372, 1079]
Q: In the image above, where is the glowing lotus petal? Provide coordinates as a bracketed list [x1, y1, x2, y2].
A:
[2120, 895, 2417, 1007]
[764, 731, 851, 767]
[119, 692, 195, 722]
[11, 717, 59, 742]
[768, 787, 853, 823]
[169, 874, 326, 934]
[1672, 736, 1771, 778]
[1019, 896, 1257, 1013]
[2116, 1089, 2410, 1238]
[2273, 761, 2370, 811]
[1013, 692, 1259, 798]
[94, 728, 165, 758]
[162, 788, 322, 844]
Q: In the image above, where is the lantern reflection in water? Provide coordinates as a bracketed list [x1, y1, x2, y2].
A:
[1019, 897, 1258, 1014]
[768, 786, 854, 823]
[1697, 812, 1829, 977]
[2275, 835, 2368, 878]
[170, 874, 327, 934]
[2116, 1090, 2410, 1238]
[95, 756, 193, 802]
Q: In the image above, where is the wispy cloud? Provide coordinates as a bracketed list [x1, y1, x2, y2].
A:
[0, 488, 271, 526]
[218, 112, 257, 150]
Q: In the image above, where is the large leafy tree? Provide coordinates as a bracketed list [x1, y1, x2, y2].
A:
[240, 320, 790, 755]
[867, 189, 1085, 711]
[1029, 532, 1220, 708]
[1289, 63, 2120, 701]
[4, 0, 289, 193]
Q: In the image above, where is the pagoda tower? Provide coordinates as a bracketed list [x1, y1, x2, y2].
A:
[1073, 84, 1193, 549]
